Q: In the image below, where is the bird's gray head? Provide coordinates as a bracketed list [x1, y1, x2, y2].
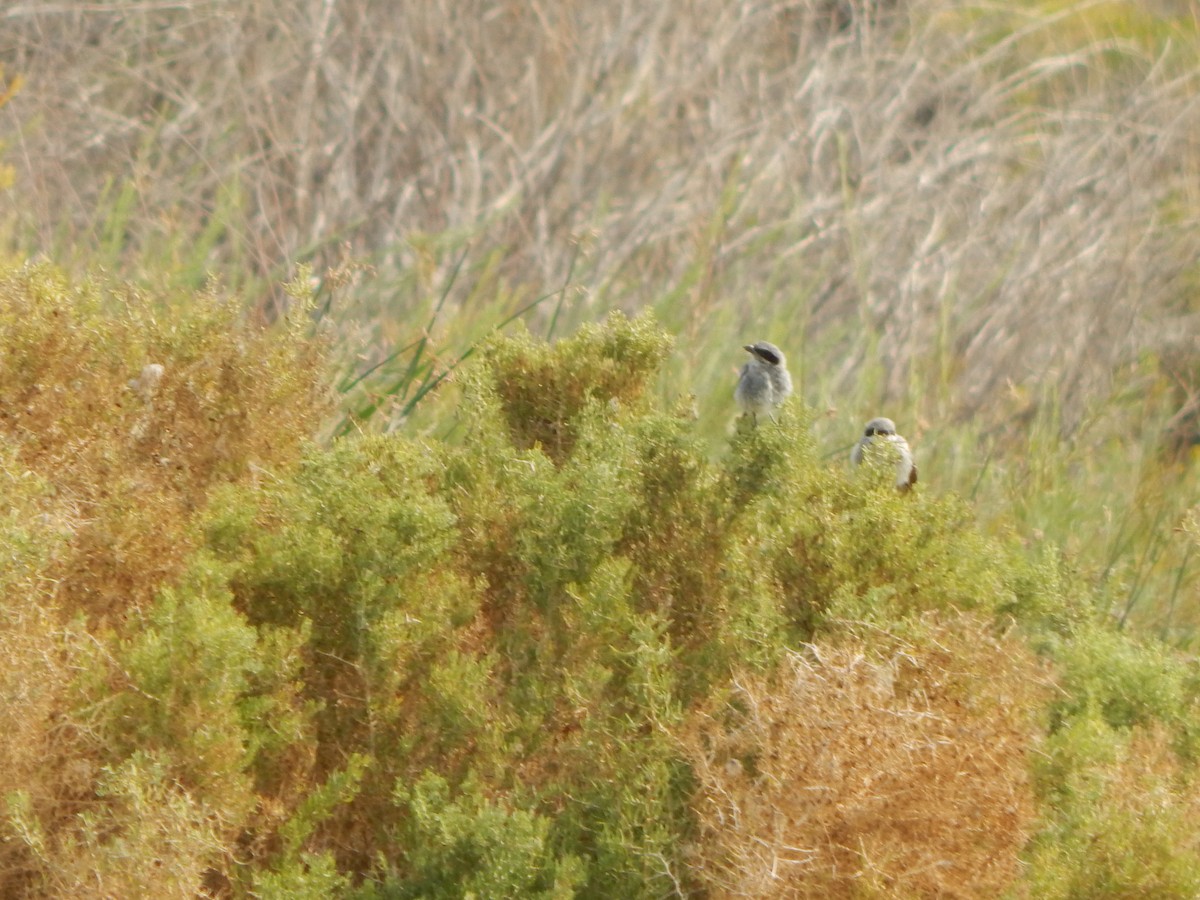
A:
[743, 341, 785, 367]
[863, 417, 897, 437]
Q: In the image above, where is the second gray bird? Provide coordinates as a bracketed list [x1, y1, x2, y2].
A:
[851, 416, 917, 490]
[735, 341, 793, 425]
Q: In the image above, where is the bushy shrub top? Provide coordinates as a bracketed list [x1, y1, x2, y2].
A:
[3, 288, 1200, 898]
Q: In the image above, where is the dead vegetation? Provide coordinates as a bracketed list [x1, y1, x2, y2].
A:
[5, 1, 1200, 428]
[683, 616, 1049, 898]
[0, 264, 327, 620]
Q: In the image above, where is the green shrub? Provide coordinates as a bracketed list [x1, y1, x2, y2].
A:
[255, 851, 351, 900]
[8, 299, 1200, 897]
[203, 311, 1200, 894]
[1049, 626, 1200, 738]
[476, 312, 672, 464]
[374, 771, 582, 899]
[1028, 712, 1200, 898]
[112, 560, 261, 824]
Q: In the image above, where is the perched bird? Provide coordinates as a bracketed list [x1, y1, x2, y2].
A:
[851, 416, 917, 490]
[735, 341, 793, 425]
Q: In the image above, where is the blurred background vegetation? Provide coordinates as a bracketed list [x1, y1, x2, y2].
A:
[8, 0, 1200, 634]
[6, 0, 1200, 895]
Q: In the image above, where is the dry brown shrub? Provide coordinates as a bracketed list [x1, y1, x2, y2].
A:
[681, 615, 1049, 898]
[5, 753, 229, 900]
[0, 463, 109, 894]
[0, 265, 328, 620]
[0, 605, 87, 894]
[0, 264, 329, 894]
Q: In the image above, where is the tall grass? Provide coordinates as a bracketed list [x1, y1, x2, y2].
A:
[5, 4, 1200, 625]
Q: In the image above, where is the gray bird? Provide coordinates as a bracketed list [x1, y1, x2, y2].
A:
[851, 417, 917, 490]
[735, 341, 793, 424]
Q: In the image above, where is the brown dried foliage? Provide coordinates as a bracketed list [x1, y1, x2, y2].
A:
[0, 264, 329, 893]
[0, 600, 85, 896]
[0, 264, 328, 616]
[682, 615, 1049, 898]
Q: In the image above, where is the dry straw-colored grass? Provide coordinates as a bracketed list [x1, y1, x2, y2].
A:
[6, 1, 1200, 427]
[682, 615, 1049, 898]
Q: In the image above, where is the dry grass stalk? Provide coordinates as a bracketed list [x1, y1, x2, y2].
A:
[6, 2, 1200, 424]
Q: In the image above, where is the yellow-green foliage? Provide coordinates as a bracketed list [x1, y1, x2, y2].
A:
[1030, 714, 1200, 898]
[477, 313, 672, 463]
[5, 294, 1200, 897]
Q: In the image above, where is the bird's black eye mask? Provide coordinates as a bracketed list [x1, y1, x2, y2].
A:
[755, 348, 780, 365]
